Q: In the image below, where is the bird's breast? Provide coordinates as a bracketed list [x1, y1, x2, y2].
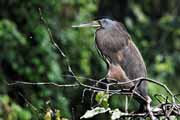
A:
[107, 64, 134, 88]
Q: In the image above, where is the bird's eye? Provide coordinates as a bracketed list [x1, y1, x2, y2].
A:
[100, 19, 113, 28]
[102, 20, 108, 24]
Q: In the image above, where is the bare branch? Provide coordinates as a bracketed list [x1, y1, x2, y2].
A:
[8, 81, 79, 87]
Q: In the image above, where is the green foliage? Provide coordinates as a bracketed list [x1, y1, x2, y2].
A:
[95, 91, 109, 108]
[0, 0, 179, 119]
[0, 95, 31, 120]
[125, 0, 180, 107]
[0, 0, 101, 119]
[0, 0, 68, 119]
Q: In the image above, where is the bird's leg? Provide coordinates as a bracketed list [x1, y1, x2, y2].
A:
[146, 96, 157, 120]
[125, 96, 129, 113]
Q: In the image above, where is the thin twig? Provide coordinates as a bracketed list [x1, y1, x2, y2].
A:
[8, 81, 79, 87]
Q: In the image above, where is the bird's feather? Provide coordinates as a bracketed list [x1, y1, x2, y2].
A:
[95, 21, 147, 96]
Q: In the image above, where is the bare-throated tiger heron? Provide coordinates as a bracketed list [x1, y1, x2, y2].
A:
[73, 18, 149, 112]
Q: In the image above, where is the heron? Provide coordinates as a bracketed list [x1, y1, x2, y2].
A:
[73, 18, 149, 112]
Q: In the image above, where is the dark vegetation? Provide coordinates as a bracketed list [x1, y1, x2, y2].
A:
[0, 0, 179, 119]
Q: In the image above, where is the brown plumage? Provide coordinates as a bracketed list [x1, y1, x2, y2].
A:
[95, 19, 147, 97]
[73, 18, 148, 111]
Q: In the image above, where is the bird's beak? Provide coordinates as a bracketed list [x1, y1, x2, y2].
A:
[72, 20, 101, 28]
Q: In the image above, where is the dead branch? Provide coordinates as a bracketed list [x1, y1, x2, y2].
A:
[8, 81, 79, 87]
[119, 103, 180, 118]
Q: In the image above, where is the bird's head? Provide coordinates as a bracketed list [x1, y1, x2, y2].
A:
[72, 18, 116, 29]
[98, 19, 117, 29]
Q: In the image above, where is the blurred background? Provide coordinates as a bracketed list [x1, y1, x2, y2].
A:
[0, 0, 179, 119]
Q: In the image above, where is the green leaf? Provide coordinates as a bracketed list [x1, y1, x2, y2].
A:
[95, 91, 109, 108]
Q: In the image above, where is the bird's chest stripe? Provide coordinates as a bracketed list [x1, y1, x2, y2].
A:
[107, 64, 127, 81]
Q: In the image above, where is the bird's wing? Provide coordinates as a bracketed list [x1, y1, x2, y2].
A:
[95, 27, 129, 63]
[96, 28, 147, 79]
